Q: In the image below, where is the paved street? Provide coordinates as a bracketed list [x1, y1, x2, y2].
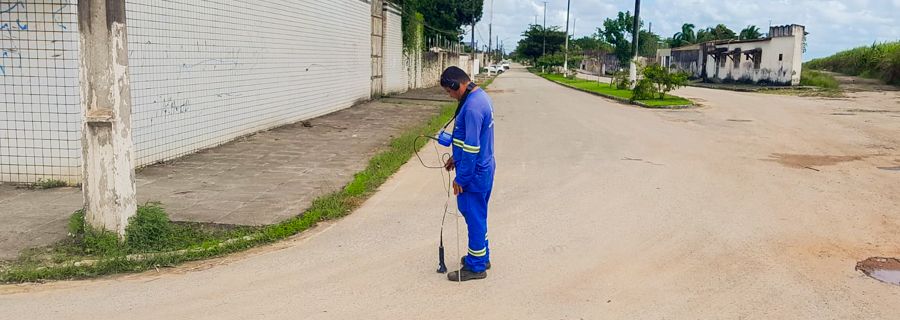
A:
[1, 66, 898, 319]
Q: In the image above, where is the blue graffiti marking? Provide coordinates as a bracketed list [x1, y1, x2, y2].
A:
[0, 65, 5, 76]
[0, 23, 9, 31]
[1, 1, 25, 14]
[15, 19, 26, 30]
[53, 3, 70, 30]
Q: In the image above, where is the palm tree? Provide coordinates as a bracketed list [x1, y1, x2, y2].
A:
[739, 25, 762, 40]
[672, 23, 696, 46]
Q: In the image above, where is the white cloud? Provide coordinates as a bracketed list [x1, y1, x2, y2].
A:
[468, 0, 900, 60]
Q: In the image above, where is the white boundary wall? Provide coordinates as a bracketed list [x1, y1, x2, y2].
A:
[1, 0, 379, 183]
[0, 0, 459, 183]
[382, 5, 407, 94]
[125, 0, 372, 167]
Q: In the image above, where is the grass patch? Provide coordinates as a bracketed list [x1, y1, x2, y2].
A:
[0, 79, 479, 283]
[800, 69, 840, 89]
[537, 72, 692, 107]
[32, 178, 69, 189]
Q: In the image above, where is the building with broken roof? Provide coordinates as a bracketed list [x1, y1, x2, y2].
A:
[657, 25, 806, 86]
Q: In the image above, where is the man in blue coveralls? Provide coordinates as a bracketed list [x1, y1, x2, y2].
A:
[439, 66, 496, 282]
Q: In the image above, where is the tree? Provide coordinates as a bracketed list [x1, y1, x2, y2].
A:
[597, 11, 658, 62]
[598, 11, 639, 63]
[571, 36, 613, 54]
[696, 24, 737, 43]
[513, 24, 567, 63]
[739, 25, 762, 40]
[638, 30, 660, 57]
[671, 23, 696, 47]
[392, 0, 484, 40]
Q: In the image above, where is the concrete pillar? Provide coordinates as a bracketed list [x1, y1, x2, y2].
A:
[77, 0, 137, 237]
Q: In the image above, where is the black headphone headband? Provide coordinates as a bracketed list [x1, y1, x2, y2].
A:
[441, 77, 461, 90]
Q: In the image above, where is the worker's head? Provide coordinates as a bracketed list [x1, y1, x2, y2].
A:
[440, 66, 472, 101]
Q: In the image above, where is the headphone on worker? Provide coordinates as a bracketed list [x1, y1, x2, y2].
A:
[431, 80, 477, 147]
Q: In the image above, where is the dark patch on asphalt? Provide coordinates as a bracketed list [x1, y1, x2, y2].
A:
[877, 166, 900, 171]
[845, 109, 897, 113]
[856, 257, 900, 286]
[767, 153, 865, 169]
[622, 157, 663, 166]
[727, 119, 753, 122]
[830, 113, 856, 116]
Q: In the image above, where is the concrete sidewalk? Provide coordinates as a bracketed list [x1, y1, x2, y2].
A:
[0, 88, 452, 260]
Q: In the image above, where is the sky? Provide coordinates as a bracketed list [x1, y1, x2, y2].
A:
[464, 0, 900, 60]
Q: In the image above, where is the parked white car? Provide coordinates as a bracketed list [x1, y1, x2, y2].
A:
[487, 65, 504, 74]
[500, 61, 511, 70]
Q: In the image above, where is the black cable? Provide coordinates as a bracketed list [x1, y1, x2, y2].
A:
[412, 134, 454, 273]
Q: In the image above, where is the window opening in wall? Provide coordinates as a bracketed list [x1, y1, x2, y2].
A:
[778, 53, 783, 61]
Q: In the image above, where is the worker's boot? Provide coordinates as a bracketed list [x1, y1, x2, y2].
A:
[447, 268, 487, 282]
[461, 256, 491, 270]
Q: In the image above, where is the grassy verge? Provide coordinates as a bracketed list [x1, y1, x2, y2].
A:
[0, 87, 468, 283]
[536, 72, 693, 108]
[799, 69, 839, 89]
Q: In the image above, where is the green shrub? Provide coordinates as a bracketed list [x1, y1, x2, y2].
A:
[632, 78, 656, 100]
[642, 64, 689, 99]
[68, 209, 85, 237]
[125, 203, 175, 252]
[805, 41, 900, 85]
[613, 70, 632, 89]
[799, 69, 839, 89]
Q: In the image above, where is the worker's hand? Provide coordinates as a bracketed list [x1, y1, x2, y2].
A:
[444, 156, 455, 171]
[452, 181, 464, 195]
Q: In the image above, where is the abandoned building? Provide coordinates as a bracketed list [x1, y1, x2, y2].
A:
[656, 25, 806, 85]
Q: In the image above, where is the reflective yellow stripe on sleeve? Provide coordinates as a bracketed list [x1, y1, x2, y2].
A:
[452, 138, 480, 154]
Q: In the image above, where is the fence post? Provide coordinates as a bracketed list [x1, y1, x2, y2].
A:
[77, 0, 137, 237]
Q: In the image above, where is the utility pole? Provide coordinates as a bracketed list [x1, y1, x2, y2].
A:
[77, 0, 137, 237]
[573, 17, 576, 38]
[563, 0, 571, 73]
[488, 0, 493, 64]
[471, 23, 476, 75]
[629, 0, 641, 88]
[542, 1, 548, 56]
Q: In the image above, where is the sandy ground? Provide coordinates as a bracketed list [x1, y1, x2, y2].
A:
[1, 66, 898, 319]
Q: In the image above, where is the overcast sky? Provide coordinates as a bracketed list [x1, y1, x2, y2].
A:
[464, 0, 900, 60]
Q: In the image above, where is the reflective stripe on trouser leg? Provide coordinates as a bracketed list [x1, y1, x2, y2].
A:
[458, 190, 490, 273]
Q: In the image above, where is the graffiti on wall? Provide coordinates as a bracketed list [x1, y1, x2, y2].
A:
[0, 0, 72, 76]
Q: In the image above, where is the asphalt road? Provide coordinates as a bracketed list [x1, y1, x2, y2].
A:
[2, 66, 898, 319]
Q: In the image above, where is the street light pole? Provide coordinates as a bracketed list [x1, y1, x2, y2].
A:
[563, 0, 571, 73]
[629, 0, 641, 88]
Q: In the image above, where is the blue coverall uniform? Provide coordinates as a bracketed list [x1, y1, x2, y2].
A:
[452, 87, 496, 273]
